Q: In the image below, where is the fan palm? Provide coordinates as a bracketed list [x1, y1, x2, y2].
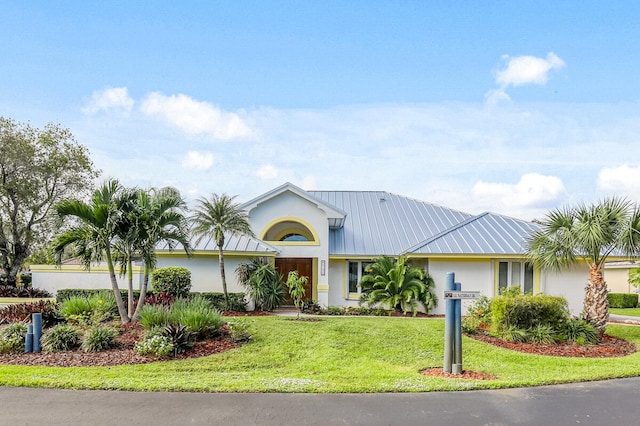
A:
[359, 255, 437, 315]
[526, 197, 640, 335]
[191, 193, 254, 309]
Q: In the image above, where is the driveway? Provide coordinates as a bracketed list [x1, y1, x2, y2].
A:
[2, 377, 639, 426]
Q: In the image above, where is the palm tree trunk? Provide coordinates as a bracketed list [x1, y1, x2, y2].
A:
[106, 249, 130, 323]
[127, 258, 134, 319]
[131, 264, 150, 322]
[218, 246, 229, 309]
[582, 264, 609, 336]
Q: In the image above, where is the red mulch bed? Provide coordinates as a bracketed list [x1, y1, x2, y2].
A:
[420, 331, 636, 380]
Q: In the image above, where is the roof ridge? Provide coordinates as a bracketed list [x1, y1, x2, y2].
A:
[403, 212, 490, 254]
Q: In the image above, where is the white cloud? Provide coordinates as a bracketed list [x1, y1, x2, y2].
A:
[598, 165, 640, 197]
[82, 87, 134, 114]
[496, 52, 565, 87]
[181, 151, 214, 170]
[256, 165, 279, 180]
[472, 173, 566, 210]
[140, 92, 252, 140]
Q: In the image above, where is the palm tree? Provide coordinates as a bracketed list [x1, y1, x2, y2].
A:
[130, 187, 192, 321]
[52, 179, 134, 323]
[526, 197, 640, 335]
[359, 255, 437, 315]
[191, 193, 254, 309]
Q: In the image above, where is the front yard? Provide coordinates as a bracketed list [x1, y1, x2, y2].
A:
[2, 316, 640, 392]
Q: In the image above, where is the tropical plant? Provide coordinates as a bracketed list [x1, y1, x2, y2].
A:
[162, 324, 193, 356]
[134, 333, 173, 357]
[53, 181, 191, 324]
[191, 193, 254, 309]
[285, 270, 308, 318]
[41, 324, 81, 352]
[359, 255, 437, 315]
[526, 197, 640, 335]
[138, 304, 171, 330]
[0, 322, 28, 353]
[169, 295, 223, 339]
[81, 326, 117, 352]
[52, 179, 135, 323]
[237, 259, 286, 311]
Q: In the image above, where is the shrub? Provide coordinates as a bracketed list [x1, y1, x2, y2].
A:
[465, 295, 492, 330]
[138, 304, 171, 330]
[490, 294, 569, 332]
[41, 324, 81, 352]
[134, 334, 173, 357]
[144, 291, 175, 307]
[59, 291, 116, 325]
[528, 324, 557, 344]
[0, 285, 51, 298]
[226, 317, 253, 342]
[81, 326, 117, 352]
[0, 322, 28, 353]
[559, 319, 599, 345]
[301, 300, 322, 314]
[499, 325, 528, 343]
[236, 260, 285, 311]
[151, 267, 192, 298]
[0, 300, 61, 327]
[162, 324, 192, 356]
[321, 305, 345, 316]
[170, 296, 223, 339]
[192, 292, 247, 312]
[284, 270, 308, 316]
[59, 296, 93, 323]
[607, 293, 638, 308]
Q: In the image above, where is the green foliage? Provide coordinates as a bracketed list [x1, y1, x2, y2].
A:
[81, 326, 117, 352]
[499, 286, 523, 297]
[170, 295, 223, 339]
[41, 324, 81, 352]
[236, 259, 285, 311]
[490, 293, 569, 332]
[134, 333, 173, 357]
[629, 267, 640, 289]
[322, 305, 346, 315]
[285, 270, 307, 316]
[138, 304, 171, 330]
[499, 325, 528, 343]
[0, 300, 61, 327]
[59, 291, 116, 325]
[0, 117, 98, 287]
[607, 293, 638, 308]
[162, 324, 193, 356]
[528, 324, 557, 344]
[465, 295, 492, 330]
[226, 317, 254, 342]
[359, 255, 437, 315]
[559, 319, 599, 345]
[56, 289, 141, 304]
[301, 300, 322, 314]
[0, 322, 28, 353]
[190, 292, 247, 312]
[151, 267, 192, 298]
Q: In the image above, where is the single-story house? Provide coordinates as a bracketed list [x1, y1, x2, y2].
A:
[33, 182, 594, 314]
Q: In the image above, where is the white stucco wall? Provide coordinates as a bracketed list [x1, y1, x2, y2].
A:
[31, 265, 143, 296]
[427, 259, 494, 315]
[541, 264, 589, 315]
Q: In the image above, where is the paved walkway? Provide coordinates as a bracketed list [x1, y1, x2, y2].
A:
[2, 377, 640, 425]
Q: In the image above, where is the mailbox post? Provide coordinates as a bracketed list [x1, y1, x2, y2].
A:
[443, 272, 480, 374]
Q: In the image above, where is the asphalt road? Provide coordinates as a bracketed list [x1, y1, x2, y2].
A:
[2, 377, 639, 426]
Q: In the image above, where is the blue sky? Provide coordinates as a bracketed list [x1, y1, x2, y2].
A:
[2, 1, 640, 219]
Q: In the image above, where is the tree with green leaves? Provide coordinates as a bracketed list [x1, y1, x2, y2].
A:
[116, 186, 192, 321]
[359, 255, 437, 315]
[53, 179, 133, 322]
[191, 193, 254, 309]
[236, 258, 285, 311]
[0, 117, 98, 286]
[285, 270, 308, 318]
[526, 197, 640, 335]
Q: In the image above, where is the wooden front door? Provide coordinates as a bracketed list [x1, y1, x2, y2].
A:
[275, 258, 313, 304]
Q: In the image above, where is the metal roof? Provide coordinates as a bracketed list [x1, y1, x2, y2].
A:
[157, 233, 279, 254]
[308, 191, 474, 256]
[406, 212, 540, 255]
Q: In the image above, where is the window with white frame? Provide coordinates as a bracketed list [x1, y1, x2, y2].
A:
[498, 261, 534, 294]
[347, 261, 372, 295]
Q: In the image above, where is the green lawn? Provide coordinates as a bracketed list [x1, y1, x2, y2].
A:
[2, 316, 640, 392]
[610, 308, 640, 317]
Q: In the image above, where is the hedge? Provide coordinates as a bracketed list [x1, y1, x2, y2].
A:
[608, 293, 639, 308]
[491, 293, 570, 331]
[55, 289, 247, 312]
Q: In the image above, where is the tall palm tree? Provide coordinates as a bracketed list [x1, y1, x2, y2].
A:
[52, 179, 134, 323]
[359, 255, 437, 315]
[191, 193, 254, 309]
[130, 187, 192, 321]
[526, 197, 640, 335]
